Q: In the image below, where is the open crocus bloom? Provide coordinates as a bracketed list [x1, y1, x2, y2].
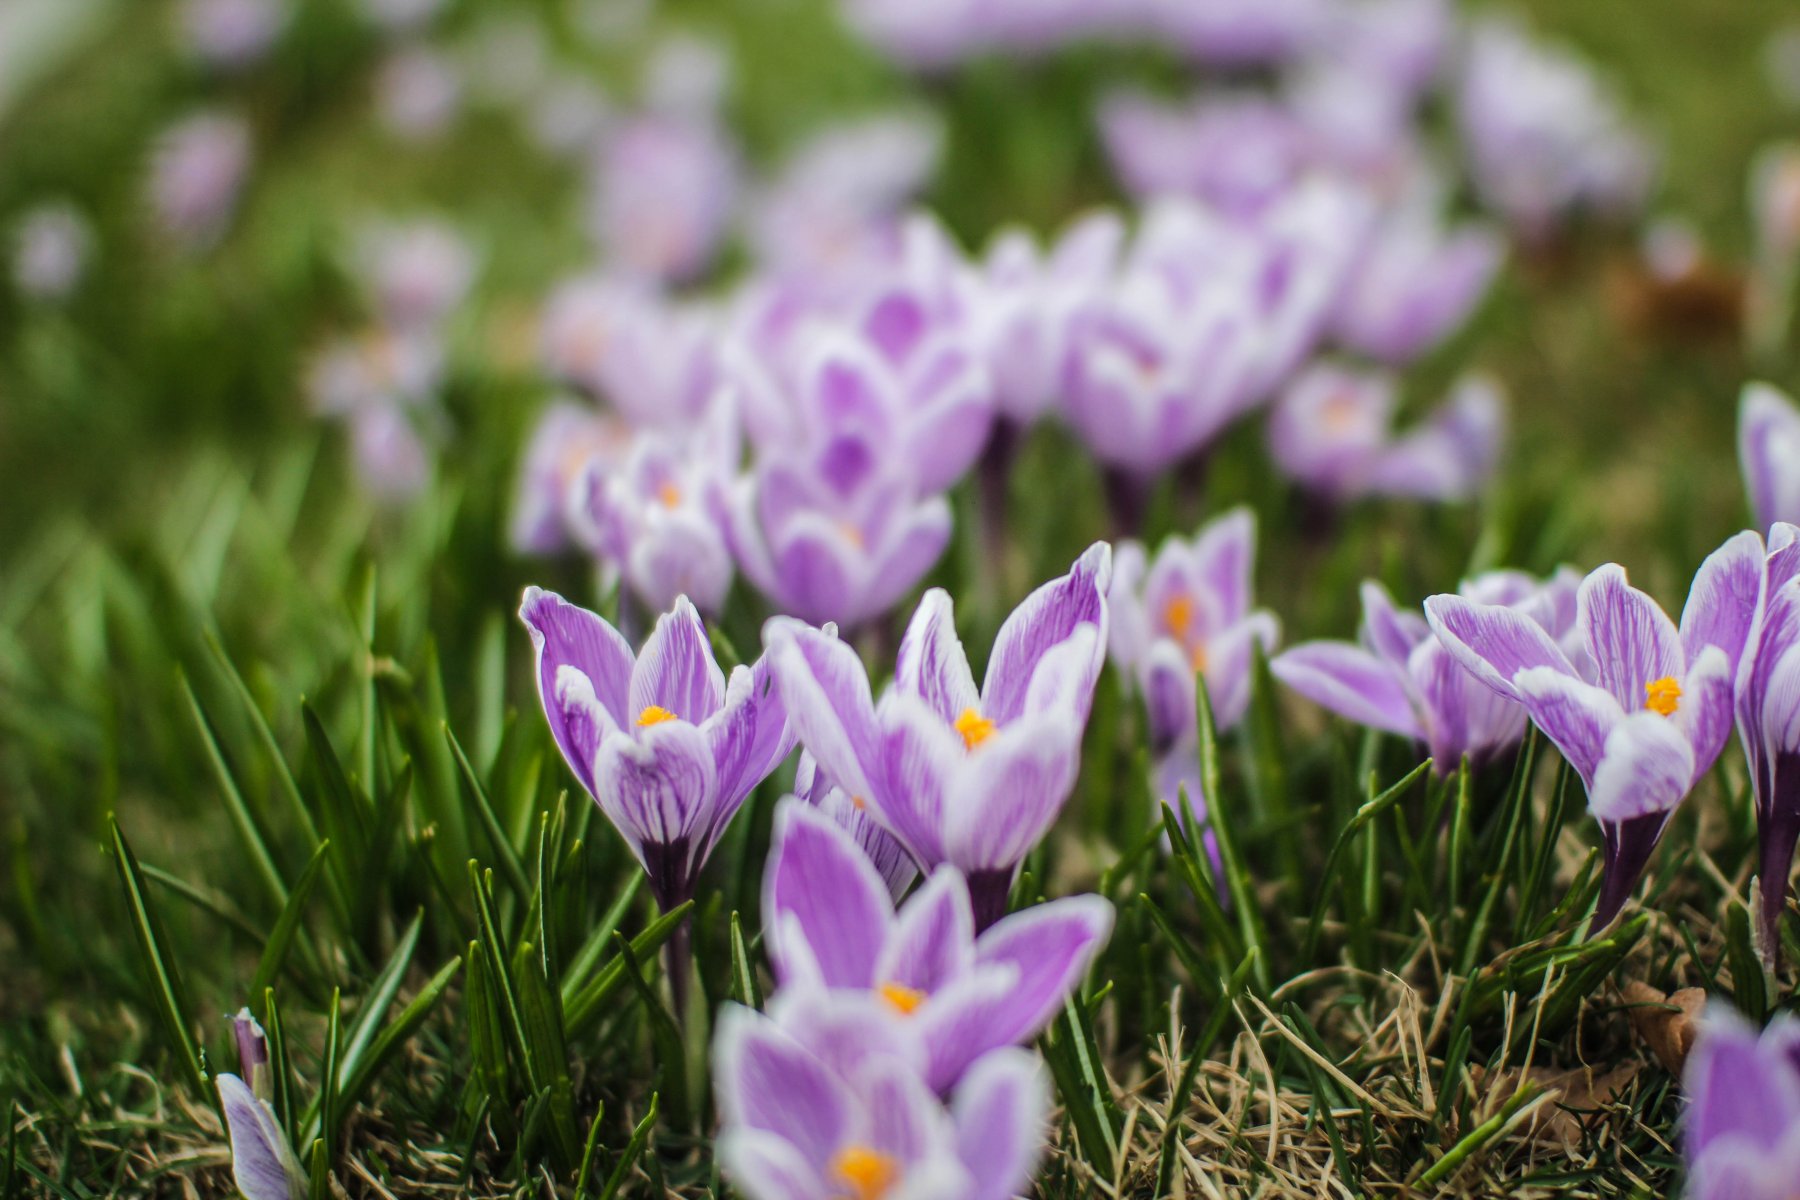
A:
[1426, 533, 1764, 927]
[1736, 524, 1800, 956]
[763, 800, 1112, 1092]
[1740, 383, 1800, 533]
[519, 588, 795, 909]
[714, 997, 1047, 1200]
[1682, 1006, 1800, 1200]
[570, 414, 737, 615]
[721, 456, 952, 632]
[1109, 508, 1280, 746]
[766, 544, 1111, 927]
[1267, 363, 1503, 503]
[1275, 570, 1580, 775]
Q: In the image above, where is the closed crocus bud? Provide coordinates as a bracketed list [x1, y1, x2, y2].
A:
[230, 1008, 270, 1098]
[1733, 524, 1800, 960]
[1740, 383, 1800, 533]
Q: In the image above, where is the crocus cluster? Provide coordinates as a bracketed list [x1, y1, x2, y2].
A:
[1109, 509, 1279, 830]
[1681, 1005, 1800, 1199]
[765, 544, 1111, 929]
[712, 795, 1111, 1200]
[306, 218, 478, 501]
[1267, 364, 1504, 505]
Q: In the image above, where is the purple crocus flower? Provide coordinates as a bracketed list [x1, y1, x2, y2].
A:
[1275, 569, 1582, 775]
[1099, 90, 1321, 218]
[148, 110, 252, 251]
[762, 799, 1112, 1091]
[12, 204, 91, 302]
[538, 276, 719, 429]
[1456, 17, 1656, 241]
[354, 219, 477, 333]
[178, 0, 286, 69]
[721, 456, 952, 632]
[587, 113, 738, 284]
[1736, 524, 1800, 957]
[1426, 534, 1764, 927]
[509, 401, 633, 555]
[1741, 384, 1800, 533]
[374, 46, 463, 142]
[1267, 364, 1504, 504]
[795, 752, 918, 902]
[1108, 510, 1279, 828]
[1331, 182, 1504, 365]
[519, 588, 795, 912]
[715, 998, 1048, 1200]
[568, 412, 738, 615]
[974, 211, 1123, 427]
[1682, 1006, 1800, 1200]
[764, 544, 1111, 928]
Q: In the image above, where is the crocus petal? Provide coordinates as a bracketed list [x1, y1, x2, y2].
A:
[982, 542, 1112, 725]
[716, 1130, 831, 1200]
[593, 720, 718, 869]
[1271, 642, 1423, 740]
[1425, 593, 1576, 700]
[1588, 712, 1696, 822]
[1189, 507, 1256, 627]
[914, 966, 1025, 1093]
[1679, 529, 1766, 678]
[765, 619, 885, 806]
[1684, 1009, 1800, 1159]
[549, 666, 616, 798]
[941, 713, 1082, 873]
[764, 799, 894, 989]
[520, 586, 634, 784]
[895, 589, 980, 724]
[713, 1006, 852, 1168]
[1205, 612, 1280, 733]
[1360, 580, 1430, 667]
[968, 894, 1114, 1048]
[628, 596, 726, 724]
[872, 694, 962, 866]
[852, 1053, 957, 1166]
[1510, 667, 1622, 787]
[875, 866, 976, 994]
[1018, 624, 1105, 720]
[1578, 564, 1684, 712]
[217, 1074, 303, 1200]
[1140, 641, 1199, 753]
[771, 516, 864, 628]
[1674, 645, 1735, 780]
[707, 654, 797, 819]
[953, 1049, 1050, 1200]
[1742, 383, 1800, 533]
[862, 494, 954, 619]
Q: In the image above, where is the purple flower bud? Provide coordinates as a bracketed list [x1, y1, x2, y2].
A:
[229, 1007, 270, 1098]
[216, 1073, 305, 1200]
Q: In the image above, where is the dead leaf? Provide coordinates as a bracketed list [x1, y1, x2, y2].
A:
[1623, 981, 1705, 1074]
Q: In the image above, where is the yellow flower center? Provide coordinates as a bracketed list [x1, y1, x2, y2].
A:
[1321, 389, 1363, 432]
[839, 522, 865, 549]
[1163, 594, 1194, 636]
[1644, 677, 1682, 717]
[636, 705, 678, 727]
[850, 795, 867, 811]
[878, 982, 926, 1015]
[657, 481, 681, 508]
[954, 707, 997, 750]
[831, 1146, 900, 1200]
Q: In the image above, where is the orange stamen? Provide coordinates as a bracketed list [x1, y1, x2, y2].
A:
[831, 1147, 900, 1200]
[636, 705, 677, 727]
[878, 982, 926, 1015]
[1644, 677, 1682, 717]
[954, 708, 997, 750]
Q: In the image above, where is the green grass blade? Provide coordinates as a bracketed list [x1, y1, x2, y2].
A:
[108, 817, 205, 1094]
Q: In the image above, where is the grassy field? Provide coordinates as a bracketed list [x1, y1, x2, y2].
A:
[2, 0, 1799, 1196]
